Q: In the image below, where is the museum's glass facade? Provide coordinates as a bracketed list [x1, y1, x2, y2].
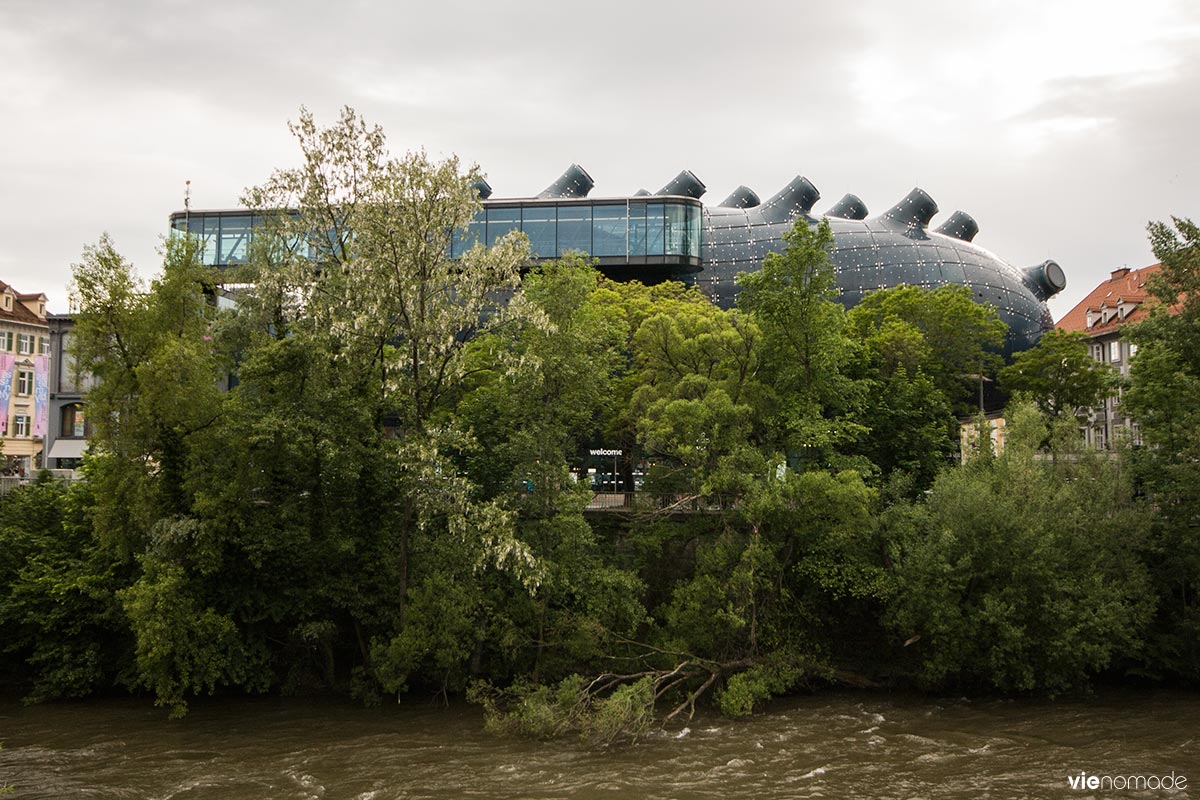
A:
[170, 197, 703, 271]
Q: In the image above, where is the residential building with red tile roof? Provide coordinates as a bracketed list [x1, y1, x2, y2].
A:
[1056, 264, 1163, 449]
[0, 281, 51, 473]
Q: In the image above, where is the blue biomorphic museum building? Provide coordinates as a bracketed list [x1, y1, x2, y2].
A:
[171, 164, 1065, 352]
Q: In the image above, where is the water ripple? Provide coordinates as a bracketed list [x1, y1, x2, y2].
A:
[0, 690, 1197, 799]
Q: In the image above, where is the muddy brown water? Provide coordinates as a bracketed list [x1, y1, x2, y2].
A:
[1, 689, 1197, 798]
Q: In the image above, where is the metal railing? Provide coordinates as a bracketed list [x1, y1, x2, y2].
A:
[584, 492, 719, 514]
[0, 470, 83, 496]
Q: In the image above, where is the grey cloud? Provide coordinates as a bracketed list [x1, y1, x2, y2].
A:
[1, 1, 1197, 316]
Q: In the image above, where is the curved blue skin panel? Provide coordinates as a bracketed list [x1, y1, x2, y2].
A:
[683, 182, 1060, 353]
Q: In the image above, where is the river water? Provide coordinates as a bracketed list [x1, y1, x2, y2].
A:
[1, 689, 1196, 798]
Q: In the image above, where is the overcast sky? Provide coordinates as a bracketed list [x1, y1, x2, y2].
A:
[2, 0, 1197, 320]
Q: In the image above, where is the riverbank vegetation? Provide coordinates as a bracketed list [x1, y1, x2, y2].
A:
[1, 109, 1196, 738]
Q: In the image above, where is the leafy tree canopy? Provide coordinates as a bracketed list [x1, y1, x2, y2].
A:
[1124, 216, 1200, 681]
[847, 283, 1007, 413]
[998, 328, 1114, 420]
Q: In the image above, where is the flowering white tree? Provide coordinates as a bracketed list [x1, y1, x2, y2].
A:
[242, 105, 530, 434]
[237, 108, 544, 701]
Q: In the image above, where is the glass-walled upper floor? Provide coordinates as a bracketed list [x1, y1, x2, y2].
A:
[170, 211, 257, 266]
[169, 197, 703, 268]
[451, 199, 702, 262]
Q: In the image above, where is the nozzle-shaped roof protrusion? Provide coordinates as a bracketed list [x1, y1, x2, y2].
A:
[657, 170, 706, 199]
[935, 210, 979, 242]
[634, 188, 652, 197]
[538, 164, 594, 199]
[472, 178, 493, 200]
[1022, 260, 1067, 301]
[826, 193, 868, 220]
[718, 185, 761, 209]
[882, 188, 938, 229]
[760, 176, 820, 223]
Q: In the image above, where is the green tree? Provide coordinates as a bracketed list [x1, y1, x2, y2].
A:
[850, 367, 956, 491]
[737, 218, 866, 463]
[628, 298, 764, 503]
[64, 107, 546, 714]
[241, 105, 530, 436]
[998, 328, 1113, 420]
[834, 284, 1008, 491]
[473, 461, 887, 738]
[846, 284, 1007, 415]
[69, 233, 226, 553]
[0, 478, 133, 702]
[574, 278, 756, 493]
[1124, 216, 1200, 681]
[459, 255, 623, 499]
[414, 257, 645, 691]
[221, 107, 544, 705]
[70, 233, 276, 715]
[662, 466, 885, 676]
[884, 402, 1153, 693]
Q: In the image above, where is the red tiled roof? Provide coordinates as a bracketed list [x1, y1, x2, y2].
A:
[1056, 264, 1162, 335]
[0, 281, 48, 326]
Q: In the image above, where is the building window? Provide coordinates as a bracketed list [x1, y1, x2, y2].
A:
[0, 332, 11, 351]
[1109, 341, 1121, 362]
[38, 336, 48, 355]
[13, 415, 30, 437]
[16, 370, 32, 396]
[1129, 343, 1139, 358]
[556, 206, 592, 256]
[61, 404, 88, 438]
[520, 207, 556, 258]
[591, 205, 627, 258]
[17, 334, 33, 355]
[2, 296, 9, 310]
